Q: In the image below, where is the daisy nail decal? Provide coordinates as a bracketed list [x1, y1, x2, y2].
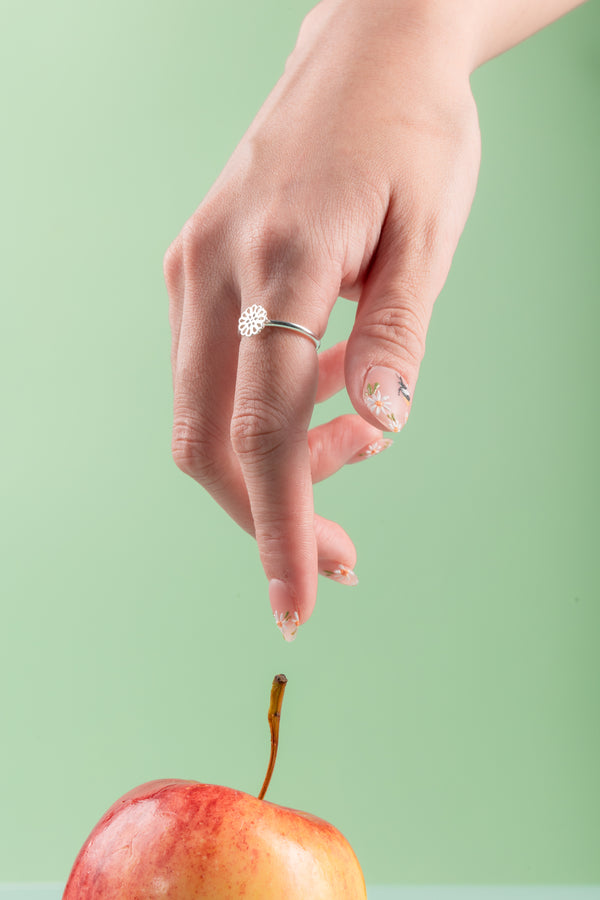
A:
[363, 367, 411, 433]
[274, 610, 300, 642]
[365, 383, 393, 418]
[320, 563, 359, 586]
[350, 438, 393, 463]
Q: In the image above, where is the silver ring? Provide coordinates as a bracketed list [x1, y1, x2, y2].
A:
[238, 304, 321, 350]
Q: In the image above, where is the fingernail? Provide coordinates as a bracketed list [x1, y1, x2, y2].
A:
[363, 367, 411, 433]
[269, 579, 300, 642]
[348, 437, 393, 464]
[319, 562, 359, 586]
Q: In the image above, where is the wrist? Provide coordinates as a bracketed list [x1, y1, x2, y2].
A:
[306, 0, 584, 78]
[306, 0, 481, 78]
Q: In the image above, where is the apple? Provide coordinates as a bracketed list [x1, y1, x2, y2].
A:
[62, 778, 367, 898]
[63, 676, 367, 899]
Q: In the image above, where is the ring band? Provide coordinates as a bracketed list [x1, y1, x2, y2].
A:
[238, 304, 321, 350]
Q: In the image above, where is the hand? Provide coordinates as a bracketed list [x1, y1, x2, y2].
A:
[164, 0, 481, 639]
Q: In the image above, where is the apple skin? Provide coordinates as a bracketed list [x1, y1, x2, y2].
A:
[63, 779, 367, 899]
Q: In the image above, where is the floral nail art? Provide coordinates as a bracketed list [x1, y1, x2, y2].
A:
[365, 382, 403, 432]
[358, 438, 393, 459]
[274, 609, 300, 642]
[321, 564, 359, 586]
[365, 382, 392, 416]
[364, 370, 411, 433]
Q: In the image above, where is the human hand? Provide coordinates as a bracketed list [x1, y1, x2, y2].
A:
[164, 0, 481, 639]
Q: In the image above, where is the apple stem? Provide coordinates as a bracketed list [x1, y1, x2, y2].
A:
[258, 674, 288, 801]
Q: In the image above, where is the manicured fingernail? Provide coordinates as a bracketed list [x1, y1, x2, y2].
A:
[363, 367, 411, 433]
[348, 437, 393, 464]
[269, 579, 300, 642]
[319, 562, 359, 586]
[273, 609, 300, 641]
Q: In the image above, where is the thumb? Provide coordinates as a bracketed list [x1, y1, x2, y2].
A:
[345, 215, 453, 434]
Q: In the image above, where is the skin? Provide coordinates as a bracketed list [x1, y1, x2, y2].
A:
[63, 780, 367, 899]
[165, 0, 585, 634]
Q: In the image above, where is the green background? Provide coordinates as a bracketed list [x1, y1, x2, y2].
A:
[1, 0, 598, 885]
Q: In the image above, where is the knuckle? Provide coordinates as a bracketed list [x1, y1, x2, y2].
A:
[364, 300, 428, 368]
[180, 221, 203, 275]
[171, 410, 223, 486]
[416, 210, 445, 262]
[180, 210, 228, 280]
[239, 208, 336, 284]
[237, 215, 336, 332]
[394, 210, 445, 269]
[163, 237, 183, 293]
[294, 6, 320, 50]
[417, 209, 460, 271]
[230, 401, 288, 461]
[404, 211, 459, 295]
[240, 215, 307, 282]
[163, 208, 224, 294]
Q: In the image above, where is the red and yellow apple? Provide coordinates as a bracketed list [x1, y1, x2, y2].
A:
[63, 676, 367, 899]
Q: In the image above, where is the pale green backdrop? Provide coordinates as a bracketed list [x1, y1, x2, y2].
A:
[0, 0, 598, 886]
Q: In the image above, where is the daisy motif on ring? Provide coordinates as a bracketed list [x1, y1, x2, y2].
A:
[238, 304, 269, 336]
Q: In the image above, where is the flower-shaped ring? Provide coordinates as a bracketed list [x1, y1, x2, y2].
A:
[238, 304, 321, 350]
